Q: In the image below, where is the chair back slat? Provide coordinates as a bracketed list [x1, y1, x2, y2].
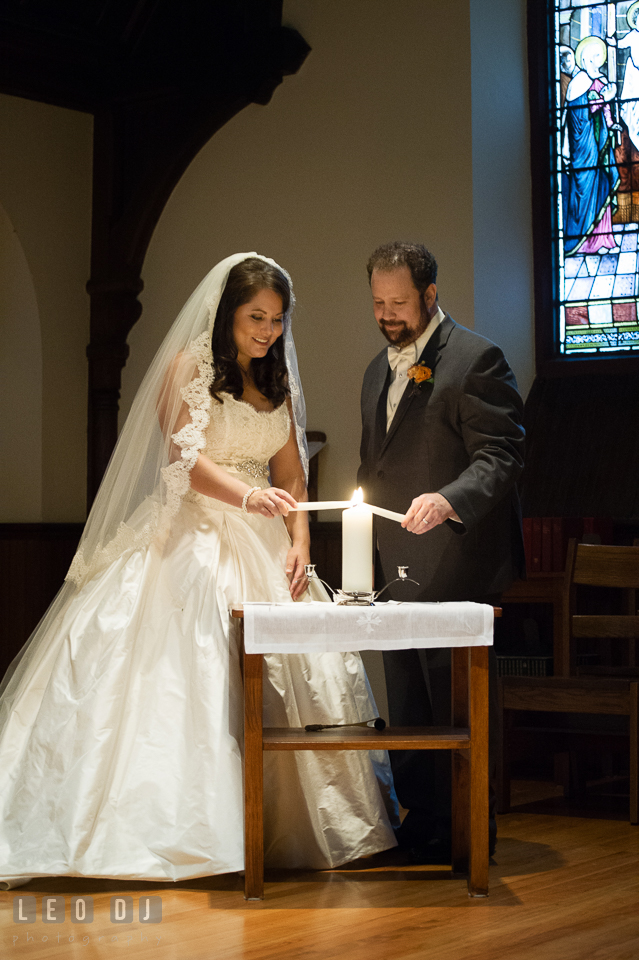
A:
[500, 678, 633, 714]
[572, 615, 639, 639]
[572, 545, 639, 588]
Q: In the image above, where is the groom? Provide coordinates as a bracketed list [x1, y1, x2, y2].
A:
[357, 241, 525, 861]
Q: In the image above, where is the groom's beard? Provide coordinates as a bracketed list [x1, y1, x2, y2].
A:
[379, 306, 430, 348]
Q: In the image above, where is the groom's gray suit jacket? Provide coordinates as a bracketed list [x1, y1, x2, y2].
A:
[358, 314, 526, 602]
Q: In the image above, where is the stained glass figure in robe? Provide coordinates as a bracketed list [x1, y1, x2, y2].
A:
[562, 35, 620, 255]
[554, 1, 639, 356]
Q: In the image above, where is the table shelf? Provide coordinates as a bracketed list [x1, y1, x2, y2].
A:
[262, 726, 472, 750]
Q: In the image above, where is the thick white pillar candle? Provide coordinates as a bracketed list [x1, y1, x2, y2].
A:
[342, 501, 373, 593]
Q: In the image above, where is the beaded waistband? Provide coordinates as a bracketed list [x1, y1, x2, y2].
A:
[218, 458, 269, 480]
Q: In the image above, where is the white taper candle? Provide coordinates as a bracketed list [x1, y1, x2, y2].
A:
[369, 504, 405, 523]
[288, 501, 351, 511]
[342, 492, 373, 593]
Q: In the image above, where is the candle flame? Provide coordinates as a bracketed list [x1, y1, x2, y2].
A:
[350, 487, 364, 506]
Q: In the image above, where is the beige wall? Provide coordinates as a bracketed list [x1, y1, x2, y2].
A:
[124, 0, 534, 486]
[0, 94, 92, 522]
[123, 0, 479, 509]
[470, 0, 534, 392]
[0, 2, 533, 526]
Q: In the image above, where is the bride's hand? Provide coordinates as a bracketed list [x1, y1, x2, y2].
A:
[246, 486, 297, 518]
[285, 544, 310, 600]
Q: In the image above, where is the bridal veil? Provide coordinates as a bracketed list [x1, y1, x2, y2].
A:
[0, 252, 308, 698]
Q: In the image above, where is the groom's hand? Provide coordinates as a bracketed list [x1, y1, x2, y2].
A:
[402, 492, 459, 535]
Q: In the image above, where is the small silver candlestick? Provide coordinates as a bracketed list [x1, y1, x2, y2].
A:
[304, 564, 336, 597]
[374, 565, 420, 600]
[333, 589, 376, 606]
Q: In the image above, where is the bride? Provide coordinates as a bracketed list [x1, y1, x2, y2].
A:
[0, 252, 397, 887]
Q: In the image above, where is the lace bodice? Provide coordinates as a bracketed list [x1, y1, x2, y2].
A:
[203, 393, 291, 470]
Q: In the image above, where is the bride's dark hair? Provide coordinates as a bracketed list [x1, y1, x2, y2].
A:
[211, 257, 291, 407]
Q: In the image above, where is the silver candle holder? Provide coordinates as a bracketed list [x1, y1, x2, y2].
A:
[304, 564, 419, 606]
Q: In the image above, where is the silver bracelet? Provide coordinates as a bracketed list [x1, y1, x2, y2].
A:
[242, 486, 260, 514]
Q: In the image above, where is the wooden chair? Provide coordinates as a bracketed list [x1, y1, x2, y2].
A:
[563, 540, 639, 676]
[498, 541, 639, 824]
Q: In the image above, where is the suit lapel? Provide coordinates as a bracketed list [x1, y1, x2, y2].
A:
[374, 367, 391, 452]
[380, 314, 455, 455]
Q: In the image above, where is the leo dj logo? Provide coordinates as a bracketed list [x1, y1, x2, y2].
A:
[13, 896, 162, 924]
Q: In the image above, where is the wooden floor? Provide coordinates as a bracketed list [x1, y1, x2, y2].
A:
[2, 782, 638, 960]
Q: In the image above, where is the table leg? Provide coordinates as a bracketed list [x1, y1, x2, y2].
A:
[496, 679, 511, 814]
[451, 647, 469, 873]
[630, 682, 638, 825]
[468, 645, 489, 897]
[243, 649, 264, 900]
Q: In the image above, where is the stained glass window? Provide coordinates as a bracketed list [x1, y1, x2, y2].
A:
[554, 0, 639, 356]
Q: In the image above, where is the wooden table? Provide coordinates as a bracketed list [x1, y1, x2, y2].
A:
[233, 607, 497, 900]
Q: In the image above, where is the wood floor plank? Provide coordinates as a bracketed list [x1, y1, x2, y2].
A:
[2, 795, 638, 960]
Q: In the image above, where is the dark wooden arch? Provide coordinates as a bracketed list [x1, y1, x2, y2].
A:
[0, 0, 310, 503]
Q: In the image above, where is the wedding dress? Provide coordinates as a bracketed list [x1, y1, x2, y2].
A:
[0, 390, 397, 886]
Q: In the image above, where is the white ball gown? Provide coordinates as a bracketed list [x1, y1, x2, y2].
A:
[0, 391, 397, 887]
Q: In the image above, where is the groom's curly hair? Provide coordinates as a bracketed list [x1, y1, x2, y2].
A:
[211, 257, 291, 407]
[366, 241, 438, 297]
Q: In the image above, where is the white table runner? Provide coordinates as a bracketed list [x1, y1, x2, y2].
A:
[242, 600, 494, 653]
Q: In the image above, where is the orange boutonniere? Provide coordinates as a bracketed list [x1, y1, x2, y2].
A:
[407, 362, 434, 385]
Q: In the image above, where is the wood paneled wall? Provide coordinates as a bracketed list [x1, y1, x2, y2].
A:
[309, 521, 341, 591]
[522, 374, 639, 519]
[0, 524, 83, 679]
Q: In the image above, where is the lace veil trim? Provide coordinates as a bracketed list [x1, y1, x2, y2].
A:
[66, 333, 213, 587]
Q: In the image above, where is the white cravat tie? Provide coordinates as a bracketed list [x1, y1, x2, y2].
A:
[386, 343, 418, 429]
[385, 309, 444, 430]
[387, 342, 418, 372]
